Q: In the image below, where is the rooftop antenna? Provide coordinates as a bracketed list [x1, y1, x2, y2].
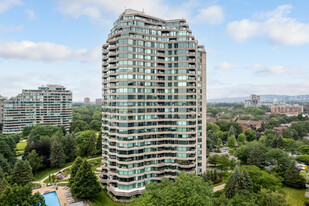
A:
[142, 8, 144, 13]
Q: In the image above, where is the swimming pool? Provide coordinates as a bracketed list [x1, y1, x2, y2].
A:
[43, 191, 61, 206]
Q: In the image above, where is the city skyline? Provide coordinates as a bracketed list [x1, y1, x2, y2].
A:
[1, 0, 309, 101]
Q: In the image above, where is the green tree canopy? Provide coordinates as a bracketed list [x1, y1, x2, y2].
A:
[89, 120, 101, 131]
[130, 173, 213, 206]
[227, 135, 236, 148]
[71, 160, 101, 198]
[69, 156, 83, 186]
[50, 140, 65, 168]
[237, 133, 246, 146]
[76, 130, 97, 156]
[240, 165, 282, 192]
[0, 184, 46, 206]
[27, 150, 43, 174]
[284, 161, 306, 188]
[257, 188, 288, 206]
[11, 160, 33, 186]
[244, 129, 256, 142]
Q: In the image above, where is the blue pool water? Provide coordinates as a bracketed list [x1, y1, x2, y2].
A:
[43, 191, 61, 206]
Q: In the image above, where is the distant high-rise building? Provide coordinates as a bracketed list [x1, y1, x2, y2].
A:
[244, 94, 261, 108]
[101, 9, 207, 199]
[0, 95, 7, 124]
[3, 85, 72, 134]
[95, 98, 102, 105]
[84, 97, 91, 104]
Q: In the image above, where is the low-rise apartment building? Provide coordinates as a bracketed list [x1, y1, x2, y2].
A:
[3, 85, 72, 134]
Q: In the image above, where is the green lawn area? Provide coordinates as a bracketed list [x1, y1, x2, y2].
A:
[283, 186, 306, 206]
[90, 191, 126, 206]
[34, 161, 74, 181]
[15, 141, 27, 155]
[34, 156, 101, 181]
[89, 157, 102, 171]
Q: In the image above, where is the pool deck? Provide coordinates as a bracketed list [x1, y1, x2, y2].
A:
[33, 186, 89, 206]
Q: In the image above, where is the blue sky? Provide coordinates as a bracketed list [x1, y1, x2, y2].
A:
[0, 0, 309, 101]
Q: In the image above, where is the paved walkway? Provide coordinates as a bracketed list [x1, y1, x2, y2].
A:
[33, 157, 101, 187]
[213, 184, 226, 192]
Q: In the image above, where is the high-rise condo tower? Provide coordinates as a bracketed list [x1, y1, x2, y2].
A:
[101, 9, 206, 200]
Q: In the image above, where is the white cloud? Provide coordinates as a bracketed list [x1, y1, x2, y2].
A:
[0, 24, 23, 33]
[56, 0, 223, 25]
[0, 0, 22, 13]
[0, 40, 100, 63]
[226, 19, 259, 42]
[25, 9, 35, 20]
[226, 4, 309, 45]
[195, 5, 224, 25]
[247, 64, 300, 75]
[215, 62, 234, 70]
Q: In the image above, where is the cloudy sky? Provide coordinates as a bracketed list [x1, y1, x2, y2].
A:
[0, 0, 309, 101]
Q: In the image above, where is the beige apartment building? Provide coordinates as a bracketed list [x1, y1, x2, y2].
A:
[271, 104, 304, 116]
[3, 85, 72, 134]
[101, 9, 207, 200]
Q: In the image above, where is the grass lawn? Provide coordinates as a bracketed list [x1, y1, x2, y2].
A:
[34, 156, 101, 181]
[90, 191, 126, 206]
[34, 161, 74, 181]
[283, 186, 306, 206]
[89, 157, 102, 171]
[15, 141, 27, 155]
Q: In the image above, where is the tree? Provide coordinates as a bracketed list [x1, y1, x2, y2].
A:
[28, 125, 63, 143]
[284, 161, 306, 188]
[237, 133, 246, 146]
[295, 155, 309, 165]
[0, 168, 8, 194]
[282, 138, 299, 154]
[244, 129, 256, 142]
[22, 126, 33, 137]
[0, 184, 46, 206]
[0, 153, 11, 175]
[69, 156, 83, 186]
[96, 132, 102, 155]
[241, 168, 253, 191]
[25, 136, 51, 167]
[235, 142, 267, 167]
[89, 120, 101, 131]
[264, 148, 291, 171]
[299, 145, 309, 155]
[71, 120, 87, 132]
[27, 150, 43, 174]
[228, 125, 235, 137]
[217, 155, 230, 172]
[208, 155, 220, 166]
[227, 135, 236, 148]
[130, 173, 213, 206]
[50, 140, 65, 168]
[217, 138, 222, 151]
[66, 133, 77, 162]
[0, 140, 16, 166]
[71, 160, 101, 198]
[229, 158, 237, 170]
[225, 167, 244, 198]
[11, 160, 33, 186]
[257, 188, 288, 206]
[241, 165, 282, 192]
[76, 130, 97, 156]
